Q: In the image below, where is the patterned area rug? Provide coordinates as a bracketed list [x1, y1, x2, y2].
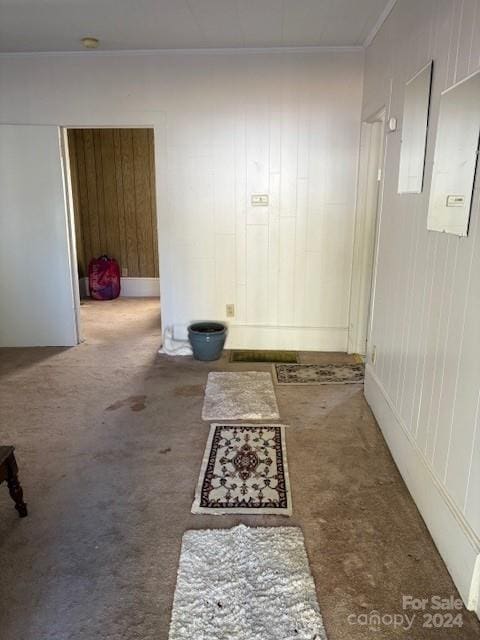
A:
[202, 371, 280, 420]
[168, 524, 326, 640]
[275, 363, 364, 384]
[192, 424, 291, 515]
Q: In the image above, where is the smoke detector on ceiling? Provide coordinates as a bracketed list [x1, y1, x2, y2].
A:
[81, 37, 99, 49]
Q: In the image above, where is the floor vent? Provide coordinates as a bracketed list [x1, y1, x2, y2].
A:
[229, 350, 299, 363]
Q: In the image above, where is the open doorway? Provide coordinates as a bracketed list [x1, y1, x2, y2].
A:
[348, 109, 386, 356]
[64, 127, 161, 341]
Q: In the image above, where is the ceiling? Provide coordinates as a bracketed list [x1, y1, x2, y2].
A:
[0, 0, 394, 53]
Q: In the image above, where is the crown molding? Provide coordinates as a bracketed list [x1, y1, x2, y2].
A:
[0, 45, 363, 59]
[363, 0, 398, 48]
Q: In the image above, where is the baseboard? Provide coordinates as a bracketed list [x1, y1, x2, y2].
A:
[79, 277, 160, 298]
[119, 277, 160, 297]
[173, 323, 348, 351]
[364, 364, 480, 615]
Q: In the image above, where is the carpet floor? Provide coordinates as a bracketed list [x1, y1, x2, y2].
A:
[0, 299, 478, 640]
[169, 524, 325, 640]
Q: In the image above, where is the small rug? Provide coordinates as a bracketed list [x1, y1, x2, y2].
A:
[192, 423, 291, 515]
[230, 349, 298, 363]
[275, 362, 365, 385]
[202, 371, 280, 420]
[168, 524, 326, 640]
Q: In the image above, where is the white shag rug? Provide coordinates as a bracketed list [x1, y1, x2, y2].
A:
[202, 371, 280, 420]
[192, 423, 292, 515]
[168, 524, 326, 640]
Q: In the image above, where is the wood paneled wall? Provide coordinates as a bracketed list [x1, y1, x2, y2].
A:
[68, 128, 158, 278]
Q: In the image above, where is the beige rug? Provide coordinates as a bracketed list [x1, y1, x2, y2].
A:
[202, 371, 280, 420]
[168, 524, 326, 640]
[192, 423, 291, 515]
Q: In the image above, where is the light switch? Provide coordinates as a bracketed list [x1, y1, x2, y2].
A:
[251, 194, 269, 206]
[446, 195, 465, 207]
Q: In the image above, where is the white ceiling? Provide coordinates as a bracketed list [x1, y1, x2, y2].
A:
[0, 0, 394, 53]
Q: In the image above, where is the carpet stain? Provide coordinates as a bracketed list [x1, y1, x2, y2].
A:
[159, 447, 171, 454]
[174, 384, 204, 397]
[105, 399, 124, 411]
[106, 395, 147, 412]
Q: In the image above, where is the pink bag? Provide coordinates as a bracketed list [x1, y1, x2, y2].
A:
[88, 255, 121, 300]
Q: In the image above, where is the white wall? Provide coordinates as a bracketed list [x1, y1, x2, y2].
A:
[0, 125, 78, 347]
[363, 0, 480, 613]
[0, 49, 363, 350]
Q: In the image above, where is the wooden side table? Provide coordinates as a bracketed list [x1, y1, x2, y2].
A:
[0, 447, 27, 517]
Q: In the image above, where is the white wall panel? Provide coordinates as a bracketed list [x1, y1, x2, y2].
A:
[293, 178, 309, 326]
[279, 109, 299, 218]
[363, 0, 480, 611]
[277, 217, 296, 324]
[465, 395, 480, 534]
[246, 224, 269, 324]
[266, 211, 280, 325]
[0, 49, 363, 350]
[213, 148, 236, 235]
[0, 125, 78, 347]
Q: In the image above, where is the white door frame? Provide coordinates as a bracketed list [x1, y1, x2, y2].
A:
[60, 124, 160, 341]
[59, 127, 81, 344]
[348, 107, 386, 355]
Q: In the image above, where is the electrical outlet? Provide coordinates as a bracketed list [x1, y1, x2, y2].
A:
[121, 267, 128, 277]
[371, 345, 377, 365]
[226, 304, 235, 318]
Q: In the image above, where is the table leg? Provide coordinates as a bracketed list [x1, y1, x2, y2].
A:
[7, 456, 27, 518]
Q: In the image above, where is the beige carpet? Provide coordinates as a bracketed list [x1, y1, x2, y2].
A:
[192, 423, 292, 515]
[168, 524, 326, 640]
[202, 371, 280, 420]
[2, 301, 479, 640]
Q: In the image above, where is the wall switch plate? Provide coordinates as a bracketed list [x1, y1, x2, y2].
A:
[121, 267, 129, 277]
[251, 194, 269, 206]
[226, 304, 235, 318]
[446, 195, 465, 207]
